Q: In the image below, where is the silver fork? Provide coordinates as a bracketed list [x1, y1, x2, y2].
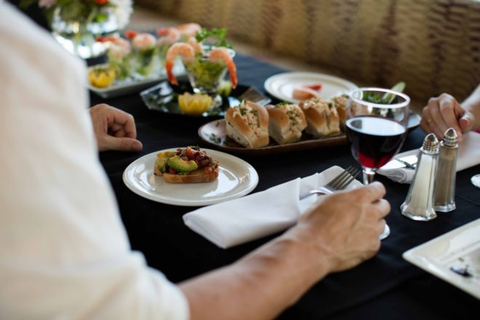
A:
[299, 166, 360, 200]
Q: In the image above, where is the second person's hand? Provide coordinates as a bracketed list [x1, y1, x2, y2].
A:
[420, 93, 475, 142]
[89, 104, 143, 152]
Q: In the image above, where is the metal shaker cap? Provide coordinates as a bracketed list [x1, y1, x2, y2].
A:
[421, 133, 439, 152]
[443, 128, 458, 147]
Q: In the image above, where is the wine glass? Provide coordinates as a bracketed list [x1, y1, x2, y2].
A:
[346, 88, 410, 240]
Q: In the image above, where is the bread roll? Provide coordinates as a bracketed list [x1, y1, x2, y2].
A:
[225, 101, 269, 148]
[266, 103, 307, 144]
[300, 97, 341, 137]
[330, 95, 348, 130]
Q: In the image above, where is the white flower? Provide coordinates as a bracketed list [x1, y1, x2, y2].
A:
[110, 0, 132, 29]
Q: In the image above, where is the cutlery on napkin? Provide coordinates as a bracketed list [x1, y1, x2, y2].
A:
[378, 131, 480, 184]
[183, 166, 362, 249]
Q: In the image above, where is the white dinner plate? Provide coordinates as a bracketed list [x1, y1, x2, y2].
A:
[122, 149, 259, 206]
[403, 218, 480, 299]
[264, 72, 358, 103]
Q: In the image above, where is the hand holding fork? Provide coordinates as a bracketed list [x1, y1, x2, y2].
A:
[299, 166, 360, 200]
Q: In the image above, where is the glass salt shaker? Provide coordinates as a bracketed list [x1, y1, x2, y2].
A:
[401, 133, 439, 221]
[434, 128, 458, 212]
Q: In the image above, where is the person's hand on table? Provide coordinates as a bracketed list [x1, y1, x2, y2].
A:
[293, 181, 390, 273]
[420, 93, 474, 142]
[421, 85, 480, 143]
[89, 104, 143, 152]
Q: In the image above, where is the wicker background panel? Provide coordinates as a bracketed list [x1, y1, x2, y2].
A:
[135, 0, 480, 105]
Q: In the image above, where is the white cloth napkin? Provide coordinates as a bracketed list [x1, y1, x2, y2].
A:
[378, 131, 480, 184]
[183, 166, 362, 249]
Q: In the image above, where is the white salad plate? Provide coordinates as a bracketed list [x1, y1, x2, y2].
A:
[403, 218, 480, 299]
[264, 72, 358, 103]
[123, 149, 259, 206]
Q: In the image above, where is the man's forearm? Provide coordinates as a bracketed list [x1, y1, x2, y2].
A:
[179, 231, 331, 320]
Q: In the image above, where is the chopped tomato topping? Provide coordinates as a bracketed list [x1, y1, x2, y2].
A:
[203, 166, 213, 174]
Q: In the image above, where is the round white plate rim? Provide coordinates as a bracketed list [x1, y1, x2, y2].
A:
[122, 148, 259, 206]
[264, 71, 358, 103]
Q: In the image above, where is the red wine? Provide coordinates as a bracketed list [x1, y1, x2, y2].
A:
[346, 117, 406, 169]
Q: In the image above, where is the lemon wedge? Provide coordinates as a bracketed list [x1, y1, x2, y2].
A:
[178, 92, 212, 116]
[88, 66, 116, 88]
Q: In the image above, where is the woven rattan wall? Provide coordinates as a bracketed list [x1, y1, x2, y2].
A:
[135, 0, 480, 105]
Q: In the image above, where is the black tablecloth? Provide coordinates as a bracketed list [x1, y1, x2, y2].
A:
[93, 54, 480, 319]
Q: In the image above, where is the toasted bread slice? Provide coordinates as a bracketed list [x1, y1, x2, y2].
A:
[154, 147, 219, 183]
[162, 163, 219, 183]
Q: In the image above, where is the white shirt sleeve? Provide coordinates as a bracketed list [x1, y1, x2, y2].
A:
[0, 2, 189, 319]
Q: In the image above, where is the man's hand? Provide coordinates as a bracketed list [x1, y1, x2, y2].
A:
[89, 104, 143, 152]
[294, 182, 390, 273]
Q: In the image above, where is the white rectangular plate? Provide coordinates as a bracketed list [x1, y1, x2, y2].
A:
[88, 63, 185, 99]
[403, 218, 480, 299]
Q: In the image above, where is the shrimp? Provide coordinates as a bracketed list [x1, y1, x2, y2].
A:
[96, 36, 130, 50]
[165, 43, 195, 85]
[187, 36, 204, 55]
[209, 47, 237, 88]
[157, 27, 181, 46]
[132, 33, 156, 50]
[175, 23, 202, 39]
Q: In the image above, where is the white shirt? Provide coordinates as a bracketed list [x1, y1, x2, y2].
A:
[0, 2, 189, 319]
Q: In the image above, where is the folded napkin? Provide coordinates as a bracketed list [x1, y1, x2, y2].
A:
[378, 131, 480, 184]
[183, 166, 362, 249]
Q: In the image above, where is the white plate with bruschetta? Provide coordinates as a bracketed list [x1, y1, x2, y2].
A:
[123, 148, 259, 206]
[264, 72, 358, 103]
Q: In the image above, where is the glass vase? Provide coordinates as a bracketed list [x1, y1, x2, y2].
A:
[51, 6, 118, 59]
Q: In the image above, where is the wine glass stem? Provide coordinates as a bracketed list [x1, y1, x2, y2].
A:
[363, 167, 390, 239]
[363, 168, 376, 185]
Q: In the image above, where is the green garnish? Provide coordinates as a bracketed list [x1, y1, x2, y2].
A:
[362, 82, 406, 104]
[184, 58, 227, 91]
[209, 133, 221, 144]
[196, 27, 232, 48]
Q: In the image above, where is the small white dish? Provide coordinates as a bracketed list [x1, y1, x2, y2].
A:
[122, 148, 259, 206]
[264, 71, 358, 103]
[403, 218, 480, 300]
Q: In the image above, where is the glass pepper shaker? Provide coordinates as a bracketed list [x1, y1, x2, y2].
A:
[401, 133, 439, 221]
[434, 128, 458, 212]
